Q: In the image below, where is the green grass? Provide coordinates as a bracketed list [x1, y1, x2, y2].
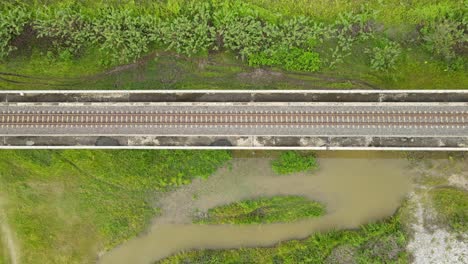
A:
[0, 52, 372, 90]
[0, 47, 106, 78]
[0, 150, 230, 264]
[429, 187, 468, 233]
[195, 196, 325, 225]
[160, 211, 408, 264]
[271, 151, 318, 175]
[245, 0, 463, 25]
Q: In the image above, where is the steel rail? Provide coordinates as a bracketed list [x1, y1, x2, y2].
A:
[1, 112, 467, 117]
[1, 111, 467, 127]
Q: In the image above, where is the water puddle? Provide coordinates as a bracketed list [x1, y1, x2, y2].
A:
[99, 153, 411, 264]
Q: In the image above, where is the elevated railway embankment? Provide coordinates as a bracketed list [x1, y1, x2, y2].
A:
[0, 90, 467, 150]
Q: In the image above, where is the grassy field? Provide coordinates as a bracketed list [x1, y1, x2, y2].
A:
[161, 211, 408, 264]
[0, 0, 466, 89]
[0, 150, 231, 264]
[195, 196, 325, 225]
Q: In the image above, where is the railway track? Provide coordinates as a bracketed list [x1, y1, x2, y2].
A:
[1, 110, 467, 127]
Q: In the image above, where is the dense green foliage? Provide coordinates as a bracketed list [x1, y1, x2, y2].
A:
[160, 213, 408, 264]
[272, 151, 318, 175]
[429, 187, 468, 233]
[91, 8, 159, 65]
[196, 196, 325, 225]
[0, 0, 465, 86]
[34, 6, 91, 58]
[161, 3, 214, 57]
[0, 4, 29, 59]
[0, 150, 230, 263]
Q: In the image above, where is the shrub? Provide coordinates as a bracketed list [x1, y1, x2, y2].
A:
[366, 41, 401, 71]
[277, 16, 314, 49]
[271, 151, 318, 175]
[34, 6, 92, 57]
[160, 3, 215, 56]
[91, 8, 159, 65]
[422, 19, 466, 62]
[327, 7, 377, 68]
[220, 15, 276, 60]
[0, 4, 30, 59]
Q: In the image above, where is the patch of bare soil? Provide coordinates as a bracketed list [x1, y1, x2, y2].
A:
[236, 68, 284, 83]
[407, 191, 467, 264]
[406, 156, 468, 264]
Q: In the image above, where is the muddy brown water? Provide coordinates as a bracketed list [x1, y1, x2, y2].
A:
[99, 153, 412, 264]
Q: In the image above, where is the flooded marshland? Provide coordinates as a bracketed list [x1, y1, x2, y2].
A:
[99, 152, 412, 264]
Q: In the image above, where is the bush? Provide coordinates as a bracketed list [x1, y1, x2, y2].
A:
[34, 6, 92, 57]
[277, 16, 314, 49]
[0, 4, 30, 59]
[366, 41, 401, 71]
[91, 8, 159, 65]
[220, 15, 275, 60]
[161, 3, 215, 56]
[422, 19, 466, 62]
[271, 151, 318, 175]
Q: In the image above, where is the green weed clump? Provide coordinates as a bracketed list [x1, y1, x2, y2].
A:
[249, 46, 321, 72]
[366, 41, 402, 72]
[429, 187, 467, 233]
[196, 196, 325, 224]
[272, 151, 318, 175]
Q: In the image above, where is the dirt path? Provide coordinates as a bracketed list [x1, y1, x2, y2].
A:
[0, 198, 19, 264]
[406, 157, 468, 264]
[407, 189, 467, 264]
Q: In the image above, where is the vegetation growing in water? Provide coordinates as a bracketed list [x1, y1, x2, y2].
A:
[271, 151, 318, 175]
[0, 150, 230, 264]
[160, 212, 408, 264]
[195, 196, 325, 225]
[429, 187, 468, 233]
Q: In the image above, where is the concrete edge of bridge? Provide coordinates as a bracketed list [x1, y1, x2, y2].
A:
[4, 102, 468, 107]
[1, 136, 467, 150]
[1, 90, 468, 104]
[1, 90, 468, 94]
[0, 146, 466, 151]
